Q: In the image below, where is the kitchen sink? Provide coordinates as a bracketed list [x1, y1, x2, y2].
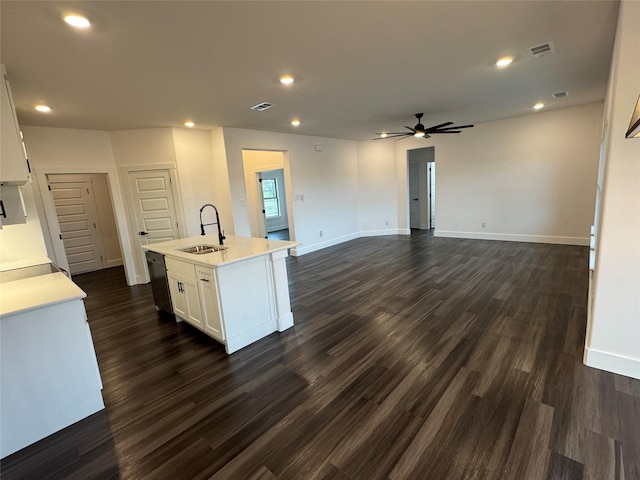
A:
[178, 244, 228, 255]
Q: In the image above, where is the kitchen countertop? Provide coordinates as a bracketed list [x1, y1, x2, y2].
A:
[143, 235, 299, 267]
[0, 256, 51, 272]
[0, 272, 86, 318]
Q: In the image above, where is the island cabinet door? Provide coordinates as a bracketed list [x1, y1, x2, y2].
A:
[167, 271, 188, 319]
[196, 266, 225, 341]
[166, 269, 203, 330]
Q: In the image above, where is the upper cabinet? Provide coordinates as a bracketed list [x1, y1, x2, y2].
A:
[1, 65, 29, 186]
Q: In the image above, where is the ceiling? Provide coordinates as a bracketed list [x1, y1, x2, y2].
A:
[0, 1, 620, 141]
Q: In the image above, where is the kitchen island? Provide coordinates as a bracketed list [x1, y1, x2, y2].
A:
[143, 235, 299, 354]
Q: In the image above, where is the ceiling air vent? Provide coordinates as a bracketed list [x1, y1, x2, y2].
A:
[552, 91, 569, 99]
[528, 41, 556, 58]
[251, 102, 274, 112]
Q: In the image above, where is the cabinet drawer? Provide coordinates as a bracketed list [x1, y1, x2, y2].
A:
[165, 257, 196, 279]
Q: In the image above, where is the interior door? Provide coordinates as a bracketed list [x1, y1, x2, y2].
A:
[48, 174, 104, 274]
[409, 163, 420, 229]
[128, 170, 180, 248]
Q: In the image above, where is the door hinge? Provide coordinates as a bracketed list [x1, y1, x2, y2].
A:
[93, 222, 97, 228]
[169, 177, 172, 184]
[262, 209, 266, 214]
[48, 185, 51, 191]
[59, 234, 62, 240]
[26, 158, 31, 173]
[259, 178, 262, 183]
[87, 188, 90, 194]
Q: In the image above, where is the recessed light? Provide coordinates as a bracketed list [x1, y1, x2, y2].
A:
[63, 14, 91, 29]
[34, 105, 52, 113]
[280, 75, 295, 85]
[496, 56, 513, 68]
[291, 119, 301, 127]
[533, 102, 545, 110]
[184, 121, 195, 128]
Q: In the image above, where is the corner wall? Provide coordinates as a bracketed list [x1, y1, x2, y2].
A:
[390, 102, 603, 245]
[220, 128, 360, 255]
[585, 0, 640, 379]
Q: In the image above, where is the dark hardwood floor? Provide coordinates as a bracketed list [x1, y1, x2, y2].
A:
[2, 232, 639, 480]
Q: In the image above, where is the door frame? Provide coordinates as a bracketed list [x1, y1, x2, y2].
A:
[241, 149, 294, 241]
[47, 174, 107, 274]
[407, 146, 435, 231]
[34, 165, 136, 285]
[121, 163, 186, 284]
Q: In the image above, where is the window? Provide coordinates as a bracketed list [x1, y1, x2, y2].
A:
[262, 178, 280, 218]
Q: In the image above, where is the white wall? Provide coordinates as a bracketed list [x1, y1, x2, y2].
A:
[209, 128, 235, 237]
[171, 128, 217, 236]
[586, 0, 640, 379]
[22, 126, 135, 282]
[356, 140, 400, 235]
[21, 126, 120, 268]
[221, 128, 359, 255]
[389, 102, 603, 245]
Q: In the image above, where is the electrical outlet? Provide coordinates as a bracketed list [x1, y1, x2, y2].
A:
[385, 220, 389, 226]
[319, 230, 324, 237]
[482, 221, 486, 228]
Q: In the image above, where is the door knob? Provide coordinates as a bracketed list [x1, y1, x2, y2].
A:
[139, 231, 149, 236]
[412, 198, 419, 201]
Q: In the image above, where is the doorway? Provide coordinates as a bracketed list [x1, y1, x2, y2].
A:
[242, 150, 293, 241]
[408, 147, 436, 230]
[261, 169, 289, 240]
[47, 173, 123, 275]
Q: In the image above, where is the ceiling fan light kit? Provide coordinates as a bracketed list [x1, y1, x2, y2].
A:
[374, 113, 474, 140]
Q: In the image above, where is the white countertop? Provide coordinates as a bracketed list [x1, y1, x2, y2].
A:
[0, 256, 51, 272]
[143, 235, 299, 267]
[0, 272, 86, 318]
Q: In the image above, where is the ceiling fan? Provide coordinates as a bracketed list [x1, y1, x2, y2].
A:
[374, 113, 474, 140]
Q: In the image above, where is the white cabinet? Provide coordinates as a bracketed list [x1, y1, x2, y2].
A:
[0, 185, 27, 227]
[145, 235, 297, 355]
[196, 266, 225, 341]
[165, 257, 203, 329]
[1, 65, 29, 186]
[1, 298, 104, 458]
[166, 257, 224, 340]
[164, 255, 278, 354]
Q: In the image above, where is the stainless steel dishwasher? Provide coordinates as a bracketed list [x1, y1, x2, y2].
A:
[145, 250, 172, 314]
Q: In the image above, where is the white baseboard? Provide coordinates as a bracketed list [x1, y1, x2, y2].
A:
[105, 258, 123, 268]
[291, 232, 360, 256]
[359, 228, 410, 237]
[434, 230, 590, 246]
[291, 229, 411, 256]
[584, 347, 640, 380]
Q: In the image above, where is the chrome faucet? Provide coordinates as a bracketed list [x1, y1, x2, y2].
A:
[199, 203, 226, 245]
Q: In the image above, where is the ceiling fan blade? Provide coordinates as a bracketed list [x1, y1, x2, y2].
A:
[427, 121, 454, 130]
[373, 133, 411, 140]
[428, 130, 461, 134]
[375, 131, 410, 135]
[436, 124, 474, 130]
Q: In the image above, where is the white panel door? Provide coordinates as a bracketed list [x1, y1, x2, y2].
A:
[48, 175, 104, 274]
[128, 170, 180, 247]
